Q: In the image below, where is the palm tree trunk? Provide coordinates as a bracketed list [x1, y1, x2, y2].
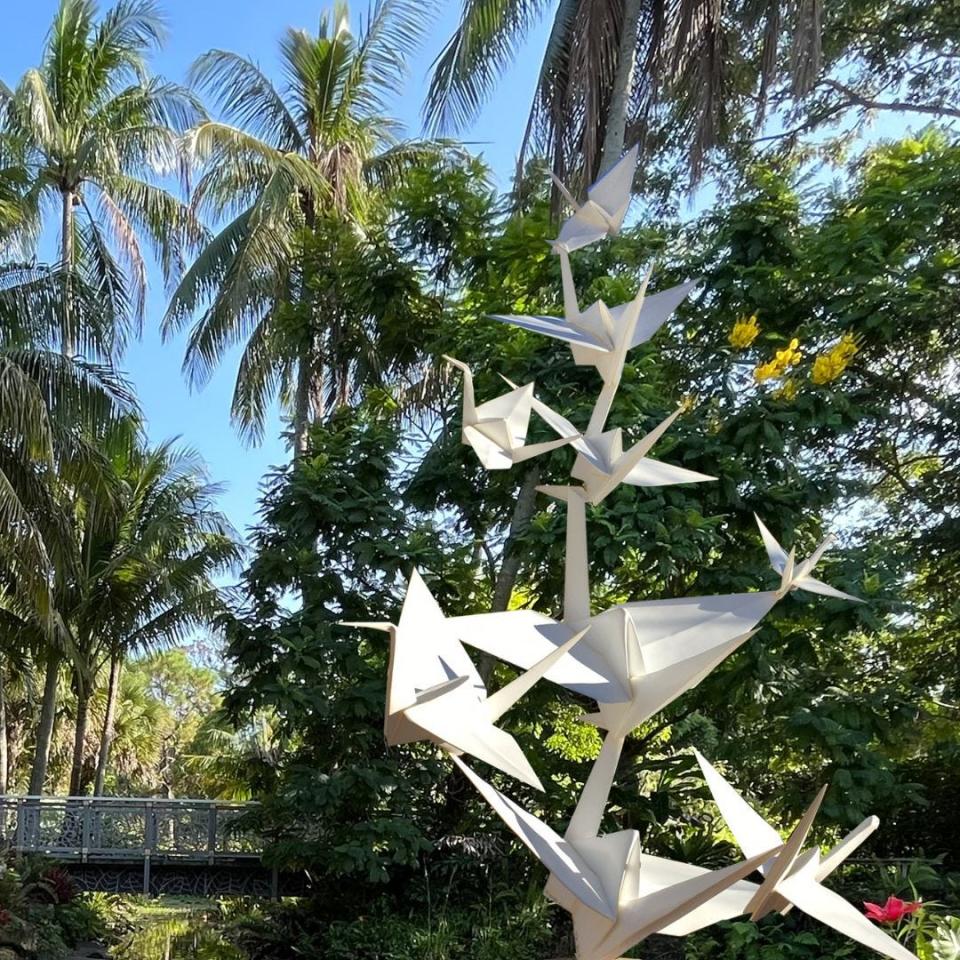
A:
[29, 653, 60, 796]
[7, 721, 22, 793]
[68, 684, 90, 796]
[0, 667, 8, 795]
[600, 0, 644, 174]
[93, 655, 122, 796]
[61, 188, 75, 356]
[293, 355, 312, 454]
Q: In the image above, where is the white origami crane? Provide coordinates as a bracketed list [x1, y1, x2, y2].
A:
[495, 382, 715, 504]
[454, 747, 779, 960]
[756, 514, 863, 602]
[345, 568, 588, 790]
[489, 253, 700, 384]
[669, 752, 919, 960]
[443, 356, 574, 469]
[581, 515, 861, 728]
[449, 516, 859, 717]
[537, 408, 716, 505]
[550, 145, 639, 253]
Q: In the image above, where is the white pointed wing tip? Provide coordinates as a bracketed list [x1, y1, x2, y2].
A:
[692, 748, 713, 777]
[755, 513, 789, 573]
[339, 620, 393, 633]
[794, 577, 865, 603]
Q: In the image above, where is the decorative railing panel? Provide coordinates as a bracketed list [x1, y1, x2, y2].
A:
[0, 797, 262, 863]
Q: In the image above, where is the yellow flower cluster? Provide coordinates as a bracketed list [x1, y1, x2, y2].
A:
[754, 338, 801, 383]
[811, 334, 860, 384]
[729, 314, 760, 349]
[773, 378, 798, 402]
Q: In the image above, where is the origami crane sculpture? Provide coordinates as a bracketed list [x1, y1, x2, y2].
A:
[453, 753, 777, 960]
[346, 568, 588, 790]
[550, 145, 639, 252]
[443, 356, 574, 469]
[349, 147, 919, 960]
[446, 511, 856, 729]
[756, 514, 863, 602]
[490, 252, 700, 386]
[678, 752, 918, 960]
[527, 401, 717, 503]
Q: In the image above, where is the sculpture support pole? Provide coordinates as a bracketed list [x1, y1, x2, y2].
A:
[587, 376, 619, 436]
[559, 248, 579, 318]
[564, 492, 591, 623]
[566, 732, 625, 842]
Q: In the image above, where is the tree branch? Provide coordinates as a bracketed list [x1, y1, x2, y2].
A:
[822, 78, 960, 120]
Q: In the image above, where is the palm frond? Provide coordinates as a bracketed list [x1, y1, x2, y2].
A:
[97, 173, 206, 286]
[424, 0, 553, 133]
[345, 0, 430, 119]
[230, 308, 289, 446]
[75, 207, 138, 342]
[87, 0, 166, 91]
[189, 50, 304, 153]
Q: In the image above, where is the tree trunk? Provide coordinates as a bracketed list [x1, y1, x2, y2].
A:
[600, 0, 644, 174]
[7, 720, 22, 793]
[293, 353, 313, 454]
[29, 654, 60, 796]
[0, 667, 8, 795]
[491, 466, 542, 613]
[93, 655, 122, 796]
[293, 348, 327, 455]
[68, 684, 90, 796]
[61, 188, 75, 356]
[481, 466, 542, 685]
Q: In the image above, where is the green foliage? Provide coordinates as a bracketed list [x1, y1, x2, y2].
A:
[0, 855, 110, 960]
[685, 916, 860, 960]
[226, 898, 560, 960]
[224, 405, 455, 888]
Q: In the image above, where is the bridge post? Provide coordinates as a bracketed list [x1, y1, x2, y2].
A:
[207, 804, 217, 865]
[81, 799, 92, 864]
[14, 797, 25, 849]
[143, 800, 154, 897]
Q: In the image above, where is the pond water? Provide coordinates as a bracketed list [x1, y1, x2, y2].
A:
[111, 909, 242, 960]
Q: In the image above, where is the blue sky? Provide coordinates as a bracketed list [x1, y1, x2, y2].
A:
[0, 1, 554, 539]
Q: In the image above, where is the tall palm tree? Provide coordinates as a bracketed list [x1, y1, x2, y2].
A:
[425, 0, 823, 185]
[0, 262, 137, 795]
[164, 1, 435, 451]
[1, 0, 204, 794]
[82, 442, 240, 795]
[1, 0, 204, 351]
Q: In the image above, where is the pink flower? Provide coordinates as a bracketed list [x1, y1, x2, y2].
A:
[864, 896, 922, 923]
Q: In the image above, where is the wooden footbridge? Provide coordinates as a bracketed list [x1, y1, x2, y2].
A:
[0, 796, 290, 898]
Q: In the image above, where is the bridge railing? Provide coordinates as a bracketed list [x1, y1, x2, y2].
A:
[0, 796, 262, 864]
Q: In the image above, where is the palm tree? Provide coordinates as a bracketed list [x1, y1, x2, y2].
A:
[164, 1, 436, 451]
[82, 442, 240, 795]
[0, 262, 137, 795]
[424, 0, 823, 184]
[1, 0, 204, 352]
[25, 438, 237, 796]
[1, 0, 204, 794]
